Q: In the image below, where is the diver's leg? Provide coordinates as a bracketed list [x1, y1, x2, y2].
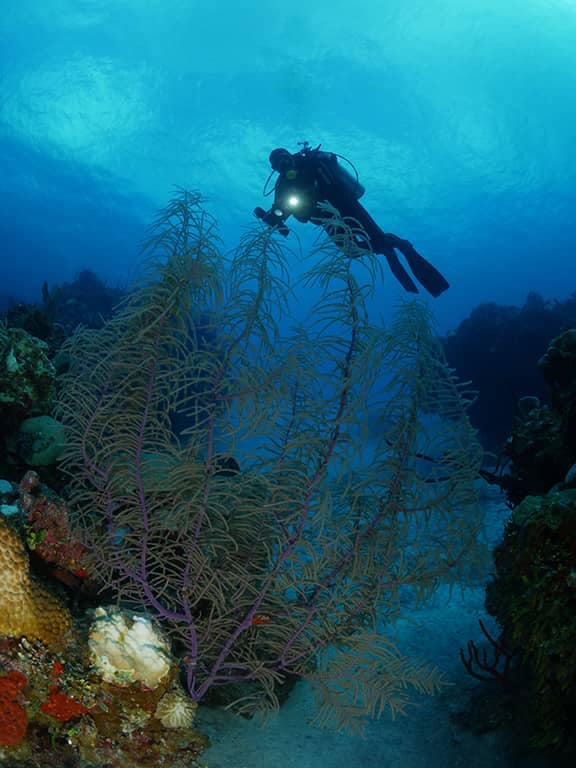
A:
[312, 199, 448, 295]
[311, 202, 420, 292]
[335, 202, 420, 292]
[343, 202, 450, 297]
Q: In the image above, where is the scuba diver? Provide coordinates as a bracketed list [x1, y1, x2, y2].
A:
[254, 142, 449, 297]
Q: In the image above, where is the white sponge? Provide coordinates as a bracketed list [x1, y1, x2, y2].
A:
[89, 605, 171, 689]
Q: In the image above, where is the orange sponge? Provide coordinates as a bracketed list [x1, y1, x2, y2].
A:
[0, 670, 28, 747]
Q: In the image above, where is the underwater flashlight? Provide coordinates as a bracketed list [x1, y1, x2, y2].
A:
[287, 195, 300, 208]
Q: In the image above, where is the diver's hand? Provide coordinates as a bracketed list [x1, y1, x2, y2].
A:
[254, 207, 289, 237]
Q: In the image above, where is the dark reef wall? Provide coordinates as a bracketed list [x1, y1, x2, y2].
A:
[485, 328, 576, 753]
[441, 292, 576, 453]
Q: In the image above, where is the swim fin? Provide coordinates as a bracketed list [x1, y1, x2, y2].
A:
[384, 236, 450, 298]
[381, 248, 419, 293]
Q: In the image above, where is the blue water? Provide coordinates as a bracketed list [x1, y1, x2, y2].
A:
[2, 0, 575, 334]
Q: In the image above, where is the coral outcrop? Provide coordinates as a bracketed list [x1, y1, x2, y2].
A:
[0, 515, 72, 650]
[486, 489, 576, 750]
[485, 329, 576, 753]
[0, 325, 55, 423]
[501, 328, 576, 506]
[18, 470, 89, 582]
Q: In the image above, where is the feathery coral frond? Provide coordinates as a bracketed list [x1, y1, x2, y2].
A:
[56, 192, 486, 729]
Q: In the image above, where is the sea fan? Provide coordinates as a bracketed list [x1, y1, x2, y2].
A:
[56, 189, 486, 732]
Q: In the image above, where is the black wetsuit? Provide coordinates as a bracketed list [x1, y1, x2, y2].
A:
[256, 148, 449, 298]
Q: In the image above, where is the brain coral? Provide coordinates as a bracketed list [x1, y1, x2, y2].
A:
[0, 515, 72, 650]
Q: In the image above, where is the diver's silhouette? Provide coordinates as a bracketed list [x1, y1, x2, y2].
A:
[254, 143, 449, 297]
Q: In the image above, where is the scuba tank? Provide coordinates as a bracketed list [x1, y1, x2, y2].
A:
[330, 155, 365, 199]
[311, 149, 365, 199]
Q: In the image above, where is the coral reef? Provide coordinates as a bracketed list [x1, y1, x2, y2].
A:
[0, 468, 209, 764]
[0, 325, 55, 425]
[41, 268, 126, 335]
[539, 328, 576, 442]
[482, 330, 576, 754]
[0, 323, 57, 481]
[0, 637, 209, 767]
[3, 301, 56, 346]
[0, 512, 208, 765]
[486, 489, 576, 751]
[18, 470, 90, 584]
[3, 269, 126, 344]
[500, 328, 576, 506]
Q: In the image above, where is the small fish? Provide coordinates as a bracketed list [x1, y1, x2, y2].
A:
[250, 614, 272, 626]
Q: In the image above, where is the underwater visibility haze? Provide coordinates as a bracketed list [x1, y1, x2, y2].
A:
[1, 1, 576, 767]
[1, 0, 575, 329]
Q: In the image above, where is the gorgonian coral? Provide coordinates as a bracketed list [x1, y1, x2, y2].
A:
[56, 191, 486, 731]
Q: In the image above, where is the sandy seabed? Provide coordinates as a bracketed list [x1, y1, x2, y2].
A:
[197, 488, 559, 768]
